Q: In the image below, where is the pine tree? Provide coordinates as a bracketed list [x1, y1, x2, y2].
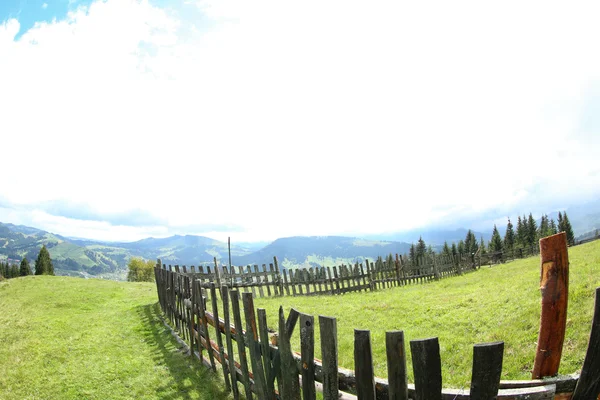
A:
[416, 236, 426, 259]
[538, 215, 550, 239]
[464, 230, 478, 255]
[563, 212, 576, 245]
[35, 245, 54, 276]
[527, 213, 537, 247]
[549, 218, 558, 235]
[457, 240, 465, 255]
[386, 253, 395, 268]
[19, 257, 31, 276]
[10, 264, 19, 278]
[451, 243, 457, 256]
[516, 216, 525, 247]
[409, 244, 416, 264]
[490, 224, 504, 252]
[558, 212, 564, 233]
[479, 236, 487, 255]
[504, 218, 515, 250]
[427, 245, 435, 256]
[442, 241, 451, 256]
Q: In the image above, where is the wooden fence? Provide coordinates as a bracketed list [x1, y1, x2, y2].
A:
[159, 253, 475, 299]
[154, 233, 600, 399]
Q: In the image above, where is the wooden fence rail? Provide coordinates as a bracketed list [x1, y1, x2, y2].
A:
[159, 252, 482, 299]
[153, 233, 600, 399]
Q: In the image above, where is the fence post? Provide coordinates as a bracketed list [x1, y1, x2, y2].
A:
[213, 257, 222, 297]
[572, 287, 600, 399]
[532, 232, 569, 379]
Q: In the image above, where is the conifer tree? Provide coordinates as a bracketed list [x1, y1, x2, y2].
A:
[464, 230, 478, 255]
[504, 218, 515, 250]
[35, 245, 54, 276]
[442, 241, 451, 256]
[479, 236, 487, 255]
[527, 213, 537, 247]
[558, 212, 564, 232]
[451, 243, 457, 256]
[386, 253, 395, 268]
[409, 244, 416, 264]
[490, 224, 503, 252]
[20, 257, 31, 276]
[538, 215, 550, 239]
[457, 240, 465, 255]
[10, 264, 19, 278]
[416, 236, 426, 259]
[549, 218, 558, 235]
[516, 216, 525, 247]
[562, 212, 576, 245]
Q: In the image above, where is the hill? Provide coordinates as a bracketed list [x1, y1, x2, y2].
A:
[0, 222, 254, 278]
[0, 222, 120, 278]
[234, 236, 412, 269]
[0, 222, 415, 276]
[0, 276, 227, 400]
[254, 239, 600, 387]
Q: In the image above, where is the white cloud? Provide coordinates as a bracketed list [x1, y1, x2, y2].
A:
[42, 3, 48, 9]
[1, 0, 600, 241]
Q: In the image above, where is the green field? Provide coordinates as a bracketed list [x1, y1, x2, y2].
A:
[0, 276, 229, 400]
[1, 240, 598, 398]
[254, 240, 600, 388]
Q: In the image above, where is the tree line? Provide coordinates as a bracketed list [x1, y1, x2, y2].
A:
[0, 245, 55, 280]
[405, 211, 576, 263]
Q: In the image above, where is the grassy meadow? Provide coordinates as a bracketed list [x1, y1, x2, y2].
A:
[1, 240, 598, 398]
[253, 239, 600, 389]
[0, 276, 230, 400]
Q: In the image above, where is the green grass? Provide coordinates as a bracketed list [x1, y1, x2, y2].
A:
[252, 240, 600, 389]
[0, 276, 231, 400]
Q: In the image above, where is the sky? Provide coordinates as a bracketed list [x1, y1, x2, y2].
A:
[1, 0, 599, 243]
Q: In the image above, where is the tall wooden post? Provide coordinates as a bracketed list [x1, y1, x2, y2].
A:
[532, 232, 569, 379]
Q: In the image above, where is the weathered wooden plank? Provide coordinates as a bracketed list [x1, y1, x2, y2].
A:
[319, 316, 339, 400]
[386, 331, 408, 400]
[254, 265, 265, 298]
[470, 342, 504, 400]
[264, 265, 272, 297]
[326, 267, 334, 295]
[258, 308, 276, 399]
[246, 266, 258, 298]
[333, 266, 341, 295]
[243, 293, 269, 399]
[230, 290, 253, 400]
[211, 283, 231, 391]
[532, 232, 569, 379]
[197, 281, 216, 371]
[410, 337, 442, 400]
[572, 287, 600, 400]
[286, 308, 300, 340]
[354, 330, 376, 400]
[221, 285, 239, 400]
[283, 268, 291, 296]
[279, 306, 300, 400]
[193, 277, 203, 361]
[300, 314, 316, 400]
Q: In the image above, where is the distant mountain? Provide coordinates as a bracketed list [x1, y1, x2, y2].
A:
[233, 236, 412, 270]
[0, 222, 120, 278]
[3, 197, 599, 278]
[0, 223, 253, 278]
[366, 228, 492, 246]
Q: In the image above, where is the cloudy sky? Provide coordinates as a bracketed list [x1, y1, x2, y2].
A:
[1, 0, 599, 242]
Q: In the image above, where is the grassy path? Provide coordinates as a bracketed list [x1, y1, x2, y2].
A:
[253, 240, 600, 388]
[0, 276, 229, 400]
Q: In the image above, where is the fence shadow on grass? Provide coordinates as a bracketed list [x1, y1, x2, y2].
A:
[136, 302, 231, 400]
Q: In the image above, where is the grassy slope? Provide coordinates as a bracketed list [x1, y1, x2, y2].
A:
[253, 240, 600, 388]
[0, 276, 230, 400]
